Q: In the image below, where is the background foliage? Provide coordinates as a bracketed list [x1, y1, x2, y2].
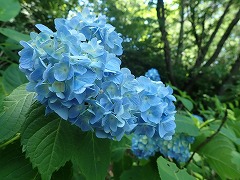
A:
[0, 0, 240, 179]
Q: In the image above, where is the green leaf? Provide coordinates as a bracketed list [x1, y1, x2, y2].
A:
[0, 28, 30, 42]
[120, 164, 159, 180]
[21, 104, 75, 180]
[112, 155, 133, 179]
[198, 134, 240, 179]
[111, 136, 131, 162]
[0, 84, 35, 144]
[231, 151, 240, 171]
[0, 141, 40, 180]
[0, 77, 6, 112]
[0, 0, 21, 22]
[175, 113, 199, 136]
[51, 161, 73, 180]
[2, 64, 28, 94]
[178, 97, 193, 111]
[233, 108, 240, 120]
[210, 124, 240, 145]
[2, 38, 22, 50]
[157, 157, 195, 180]
[71, 132, 111, 180]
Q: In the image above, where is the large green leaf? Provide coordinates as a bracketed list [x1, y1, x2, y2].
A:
[71, 132, 111, 180]
[175, 113, 199, 136]
[111, 136, 131, 162]
[2, 64, 28, 94]
[157, 157, 195, 180]
[21, 104, 75, 180]
[0, 84, 35, 144]
[0, 28, 30, 42]
[210, 124, 240, 145]
[199, 134, 240, 179]
[0, 0, 21, 22]
[0, 141, 40, 180]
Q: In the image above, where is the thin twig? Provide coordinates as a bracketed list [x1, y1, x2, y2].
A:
[184, 109, 228, 168]
[0, 133, 20, 149]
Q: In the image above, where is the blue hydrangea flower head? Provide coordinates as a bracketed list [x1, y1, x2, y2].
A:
[145, 68, 161, 81]
[158, 133, 195, 163]
[131, 134, 159, 159]
[19, 8, 177, 141]
[131, 133, 194, 162]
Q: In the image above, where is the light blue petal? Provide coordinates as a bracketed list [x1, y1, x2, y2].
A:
[35, 24, 53, 35]
[54, 62, 70, 81]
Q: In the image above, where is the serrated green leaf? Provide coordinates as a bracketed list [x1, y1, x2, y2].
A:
[157, 157, 195, 180]
[175, 113, 199, 136]
[0, 0, 21, 22]
[21, 104, 76, 180]
[72, 132, 111, 180]
[0, 84, 35, 144]
[2, 64, 28, 94]
[199, 134, 240, 179]
[0, 141, 40, 180]
[0, 28, 30, 42]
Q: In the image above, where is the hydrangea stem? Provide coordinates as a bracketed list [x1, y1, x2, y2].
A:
[0, 133, 20, 148]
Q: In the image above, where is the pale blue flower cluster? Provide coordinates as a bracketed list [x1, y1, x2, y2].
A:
[131, 133, 194, 162]
[158, 133, 194, 163]
[19, 8, 176, 141]
[145, 68, 161, 81]
[131, 134, 159, 159]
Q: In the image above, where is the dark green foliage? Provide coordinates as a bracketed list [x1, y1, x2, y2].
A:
[120, 164, 160, 180]
[0, 141, 40, 180]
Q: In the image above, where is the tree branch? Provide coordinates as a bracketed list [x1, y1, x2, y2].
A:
[203, 8, 240, 68]
[192, 0, 233, 69]
[176, 0, 185, 63]
[156, 0, 176, 86]
[184, 8, 240, 93]
[189, 3, 201, 49]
